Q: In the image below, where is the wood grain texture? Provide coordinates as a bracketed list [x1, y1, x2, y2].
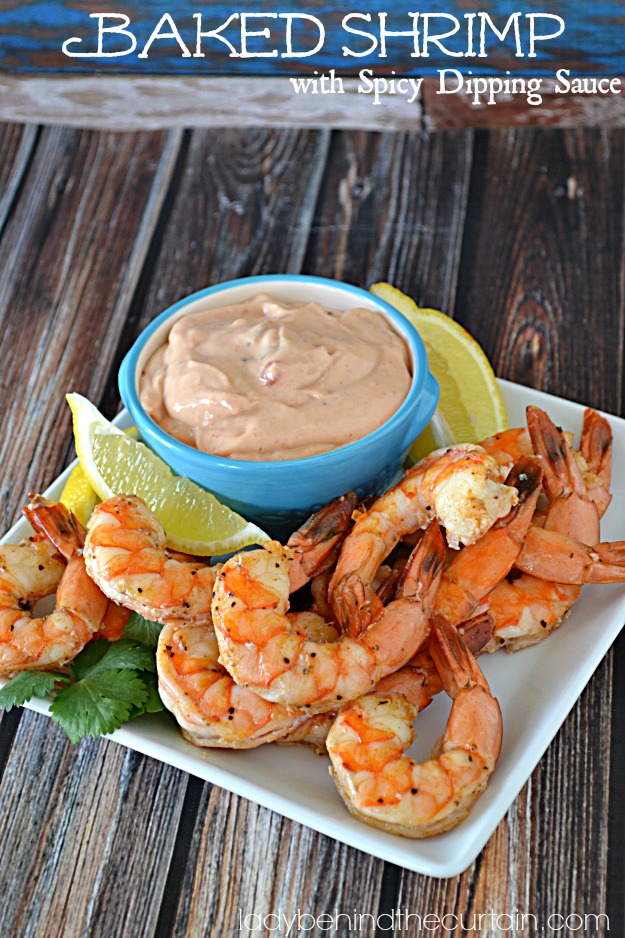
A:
[0, 712, 189, 938]
[0, 76, 424, 132]
[422, 77, 625, 131]
[168, 789, 386, 936]
[302, 129, 473, 310]
[0, 122, 37, 232]
[0, 121, 622, 937]
[456, 128, 625, 409]
[1, 0, 622, 75]
[122, 126, 331, 336]
[0, 123, 181, 528]
[5, 76, 625, 133]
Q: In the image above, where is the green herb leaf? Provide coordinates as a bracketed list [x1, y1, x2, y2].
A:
[138, 672, 165, 714]
[0, 671, 69, 710]
[123, 612, 162, 648]
[71, 639, 156, 680]
[50, 670, 148, 744]
[69, 641, 109, 680]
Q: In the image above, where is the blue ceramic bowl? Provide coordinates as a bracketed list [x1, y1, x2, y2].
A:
[119, 275, 439, 538]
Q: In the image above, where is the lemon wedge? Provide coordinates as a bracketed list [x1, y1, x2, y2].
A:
[60, 426, 141, 526]
[66, 393, 269, 555]
[60, 464, 100, 528]
[370, 283, 508, 463]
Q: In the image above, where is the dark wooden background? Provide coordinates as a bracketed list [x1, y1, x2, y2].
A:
[0, 122, 623, 936]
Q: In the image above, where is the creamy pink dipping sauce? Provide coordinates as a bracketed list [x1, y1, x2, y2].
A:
[139, 293, 412, 461]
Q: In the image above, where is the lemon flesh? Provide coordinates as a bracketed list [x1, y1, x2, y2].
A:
[370, 283, 508, 463]
[60, 426, 142, 526]
[60, 464, 100, 529]
[66, 394, 269, 555]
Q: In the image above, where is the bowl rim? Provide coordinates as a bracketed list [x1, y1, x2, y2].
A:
[119, 274, 437, 473]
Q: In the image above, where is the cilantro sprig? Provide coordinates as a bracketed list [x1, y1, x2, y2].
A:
[0, 613, 164, 744]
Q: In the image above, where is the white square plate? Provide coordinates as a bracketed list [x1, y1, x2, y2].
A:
[2, 379, 624, 878]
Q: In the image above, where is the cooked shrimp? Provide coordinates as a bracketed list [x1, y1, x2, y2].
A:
[479, 427, 533, 468]
[481, 408, 615, 652]
[326, 616, 502, 837]
[526, 405, 600, 545]
[579, 407, 612, 517]
[25, 494, 131, 642]
[288, 492, 358, 592]
[211, 522, 445, 713]
[327, 444, 517, 630]
[84, 495, 218, 624]
[24, 494, 87, 559]
[277, 711, 338, 753]
[481, 407, 613, 519]
[434, 456, 542, 625]
[480, 575, 577, 652]
[0, 500, 109, 676]
[158, 610, 339, 749]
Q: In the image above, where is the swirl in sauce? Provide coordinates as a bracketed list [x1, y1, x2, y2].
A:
[139, 293, 412, 461]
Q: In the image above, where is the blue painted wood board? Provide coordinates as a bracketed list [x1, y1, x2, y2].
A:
[0, 1, 623, 75]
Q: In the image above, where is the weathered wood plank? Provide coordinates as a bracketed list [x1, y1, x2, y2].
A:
[422, 77, 625, 131]
[169, 789, 386, 937]
[1, 1, 621, 75]
[0, 76, 424, 132]
[116, 126, 331, 341]
[4, 76, 625, 134]
[302, 129, 473, 312]
[0, 712, 190, 938]
[0, 123, 38, 233]
[0, 123, 182, 529]
[456, 128, 625, 409]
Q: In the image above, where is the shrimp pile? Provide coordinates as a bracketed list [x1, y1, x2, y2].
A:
[5, 403, 625, 841]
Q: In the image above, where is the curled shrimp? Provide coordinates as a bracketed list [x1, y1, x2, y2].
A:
[84, 493, 355, 627]
[480, 408, 617, 652]
[328, 444, 518, 628]
[333, 456, 542, 649]
[326, 616, 502, 838]
[211, 522, 445, 713]
[0, 498, 109, 677]
[84, 495, 218, 624]
[26, 494, 130, 641]
[157, 611, 339, 749]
